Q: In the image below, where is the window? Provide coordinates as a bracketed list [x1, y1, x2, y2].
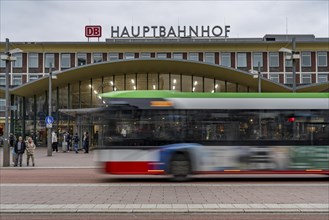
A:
[61, 53, 71, 68]
[253, 52, 263, 67]
[237, 52, 247, 67]
[188, 52, 199, 61]
[204, 52, 215, 64]
[124, 53, 135, 60]
[0, 53, 5, 68]
[45, 54, 55, 68]
[301, 52, 311, 67]
[173, 53, 183, 60]
[12, 75, 22, 86]
[157, 53, 167, 59]
[269, 52, 279, 67]
[285, 73, 293, 84]
[317, 52, 327, 66]
[13, 53, 22, 68]
[28, 53, 38, 68]
[29, 75, 38, 82]
[93, 53, 103, 63]
[269, 74, 279, 83]
[318, 74, 328, 83]
[285, 59, 292, 67]
[0, 75, 5, 86]
[141, 52, 151, 59]
[77, 53, 87, 66]
[109, 53, 119, 61]
[221, 53, 231, 67]
[301, 74, 312, 84]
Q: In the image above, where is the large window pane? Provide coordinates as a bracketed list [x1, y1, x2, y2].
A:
[204, 52, 215, 64]
[182, 75, 192, 92]
[171, 74, 181, 91]
[204, 78, 214, 92]
[269, 74, 279, 83]
[173, 53, 183, 60]
[301, 52, 311, 67]
[148, 73, 158, 90]
[77, 53, 87, 66]
[0, 75, 5, 86]
[0, 53, 5, 67]
[301, 74, 311, 84]
[137, 73, 147, 90]
[93, 53, 103, 63]
[269, 52, 279, 67]
[237, 53, 247, 67]
[159, 74, 169, 90]
[124, 53, 135, 60]
[141, 53, 151, 59]
[192, 76, 203, 92]
[13, 53, 22, 68]
[28, 53, 39, 68]
[13, 75, 22, 86]
[61, 53, 70, 68]
[157, 53, 167, 59]
[221, 53, 231, 67]
[253, 52, 263, 67]
[109, 53, 119, 61]
[126, 74, 136, 90]
[188, 52, 199, 61]
[285, 73, 293, 84]
[317, 52, 327, 66]
[45, 54, 55, 68]
[318, 74, 328, 83]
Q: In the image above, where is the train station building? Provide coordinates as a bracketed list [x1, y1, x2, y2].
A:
[0, 33, 328, 144]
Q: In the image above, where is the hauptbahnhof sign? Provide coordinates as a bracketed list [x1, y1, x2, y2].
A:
[85, 25, 231, 39]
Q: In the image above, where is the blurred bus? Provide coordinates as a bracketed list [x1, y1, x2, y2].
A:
[90, 91, 329, 180]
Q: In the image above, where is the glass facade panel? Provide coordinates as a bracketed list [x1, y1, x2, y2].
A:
[204, 78, 214, 92]
[126, 74, 137, 90]
[301, 74, 312, 84]
[71, 82, 80, 109]
[124, 53, 135, 60]
[77, 53, 87, 66]
[141, 53, 151, 59]
[137, 73, 147, 90]
[61, 53, 70, 68]
[285, 59, 292, 67]
[28, 53, 39, 68]
[157, 53, 167, 59]
[159, 74, 169, 90]
[317, 52, 327, 66]
[0, 75, 5, 86]
[269, 52, 279, 67]
[182, 75, 192, 92]
[0, 53, 5, 67]
[13, 53, 22, 68]
[188, 52, 199, 61]
[114, 75, 124, 91]
[92, 78, 103, 107]
[29, 75, 38, 82]
[173, 53, 183, 60]
[45, 53, 55, 68]
[226, 82, 237, 92]
[171, 74, 181, 91]
[215, 80, 226, 92]
[148, 73, 158, 90]
[269, 74, 279, 83]
[103, 76, 114, 93]
[237, 53, 247, 67]
[253, 52, 263, 67]
[285, 73, 293, 84]
[192, 76, 203, 92]
[221, 53, 231, 67]
[204, 52, 215, 64]
[13, 75, 22, 86]
[80, 80, 91, 108]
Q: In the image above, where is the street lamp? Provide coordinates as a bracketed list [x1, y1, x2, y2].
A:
[249, 61, 262, 93]
[279, 37, 300, 93]
[0, 38, 22, 167]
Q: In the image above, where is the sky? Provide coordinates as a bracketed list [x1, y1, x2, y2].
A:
[0, 0, 328, 42]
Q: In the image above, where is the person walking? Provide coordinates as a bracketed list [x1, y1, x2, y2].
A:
[26, 137, 36, 167]
[66, 132, 71, 152]
[73, 133, 79, 153]
[14, 136, 26, 167]
[83, 131, 89, 153]
[52, 131, 58, 152]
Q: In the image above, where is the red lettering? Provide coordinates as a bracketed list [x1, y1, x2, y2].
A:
[85, 26, 102, 38]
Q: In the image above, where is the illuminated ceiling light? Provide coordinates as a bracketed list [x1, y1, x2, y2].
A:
[110, 81, 114, 86]
[114, 87, 117, 91]
[173, 79, 176, 84]
[215, 84, 219, 89]
[153, 85, 156, 90]
[103, 101, 106, 104]
[88, 84, 92, 88]
[172, 86, 175, 90]
[194, 81, 198, 86]
[106, 105, 108, 107]
[98, 96, 102, 100]
[211, 90, 214, 93]
[133, 85, 136, 90]
[192, 87, 196, 92]
[131, 79, 135, 84]
[94, 90, 98, 94]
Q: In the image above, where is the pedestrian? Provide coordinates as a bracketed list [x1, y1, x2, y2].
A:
[93, 131, 99, 146]
[52, 131, 58, 152]
[66, 132, 71, 152]
[83, 131, 89, 153]
[73, 133, 79, 153]
[14, 136, 26, 167]
[26, 137, 36, 167]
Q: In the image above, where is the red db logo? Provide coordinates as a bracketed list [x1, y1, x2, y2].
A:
[85, 26, 102, 38]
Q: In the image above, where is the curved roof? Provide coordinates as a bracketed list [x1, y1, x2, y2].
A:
[2, 59, 294, 98]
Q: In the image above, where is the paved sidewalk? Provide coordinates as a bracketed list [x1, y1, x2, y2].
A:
[0, 147, 96, 168]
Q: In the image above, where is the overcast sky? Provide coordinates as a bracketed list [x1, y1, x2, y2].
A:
[0, 0, 328, 42]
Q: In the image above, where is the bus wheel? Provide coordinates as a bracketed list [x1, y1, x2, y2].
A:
[170, 153, 191, 181]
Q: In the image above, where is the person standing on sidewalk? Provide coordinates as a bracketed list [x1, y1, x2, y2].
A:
[14, 136, 26, 167]
[83, 131, 89, 153]
[26, 137, 36, 167]
[52, 131, 58, 152]
[73, 133, 79, 153]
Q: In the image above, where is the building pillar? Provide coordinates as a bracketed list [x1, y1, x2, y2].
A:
[33, 95, 37, 144]
[22, 97, 26, 138]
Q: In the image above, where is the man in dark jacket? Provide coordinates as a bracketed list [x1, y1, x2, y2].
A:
[14, 136, 26, 167]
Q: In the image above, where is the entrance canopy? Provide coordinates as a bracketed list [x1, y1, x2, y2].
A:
[3, 59, 295, 98]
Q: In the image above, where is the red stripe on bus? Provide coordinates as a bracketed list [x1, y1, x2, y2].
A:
[104, 161, 156, 174]
[193, 170, 329, 175]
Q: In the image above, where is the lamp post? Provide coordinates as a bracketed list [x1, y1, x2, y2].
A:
[47, 63, 53, 156]
[1, 38, 22, 167]
[279, 37, 299, 93]
[249, 61, 262, 93]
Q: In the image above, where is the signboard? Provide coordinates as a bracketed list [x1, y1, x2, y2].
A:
[85, 25, 102, 38]
[45, 116, 54, 125]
